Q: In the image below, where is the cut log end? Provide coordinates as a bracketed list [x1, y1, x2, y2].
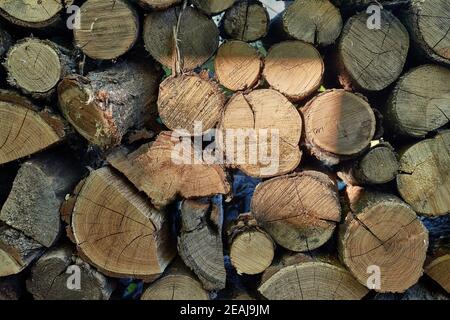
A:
[263, 41, 324, 101]
[136, 0, 182, 10]
[425, 252, 450, 293]
[303, 90, 376, 165]
[74, 0, 139, 60]
[192, 0, 236, 15]
[251, 171, 341, 252]
[215, 40, 262, 92]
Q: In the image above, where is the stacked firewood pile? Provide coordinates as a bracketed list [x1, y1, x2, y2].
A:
[0, 0, 449, 300]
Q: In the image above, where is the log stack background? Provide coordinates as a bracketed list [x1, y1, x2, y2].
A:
[0, 0, 449, 300]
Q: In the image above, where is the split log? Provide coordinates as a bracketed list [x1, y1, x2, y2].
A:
[303, 90, 376, 165]
[227, 213, 275, 275]
[267, 0, 343, 47]
[339, 188, 429, 293]
[143, 6, 219, 71]
[337, 10, 409, 91]
[107, 132, 230, 209]
[384, 64, 450, 138]
[0, 150, 83, 247]
[27, 245, 114, 300]
[58, 59, 161, 149]
[157, 73, 226, 134]
[0, 224, 43, 277]
[64, 166, 176, 281]
[263, 41, 324, 101]
[401, 0, 450, 66]
[259, 254, 369, 300]
[397, 130, 450, 216]
[4, 38, 75, 99]
[338, 142, 399, 185]
[425, 249, 450, 293]
[134, 0, 182, 10]
[141, 259, 209, 300]
[251, 171, 341, 252]
[215, 40, 263, 91]
[0, 90, 67, 165]
[0, 276, 22, 300]
[0, 0, 72, 28]
[178, 198, 226, 290]
[219, 89, 303, 178]
[191, 0, 236, 15]
[74, 0, 139, 60]
[0, 26, 11, 57]
[220, 0, 269, 42]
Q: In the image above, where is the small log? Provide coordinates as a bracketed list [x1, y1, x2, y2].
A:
[267, 0, 343, 47]
[251, 171, 341, 252]
[401, 0, 450, 66]
[0, 150, 83, 247]
[338, 142, 399, 185]
[337, 10, 409, 91]
[74, 0, 139, 60]
[178, 198, 226, 290]
[215, 40, 263, 91]
[0, 225, 43, 277]
[397, 130, 450, 216]
[303, 90, 377, 165]
[191, 0, 236, 15]
[219, 89, 303, 178]
[220, 0, 269, 42]
[107, 132, 231, 209]
[384, 64, 450, 138]
[0, 90, 67, 165]
[425, 249, 450, 293]
[65, 166, 176, 281]
[0, 0, 72, 28]
[27, 245, 114, 300]
[134, 0, 182, 10]
[0, 26, 11, 57]
[143, 6, 219, 71]
[0, 275, 22, 300]
[227, 213, 275, 275]
[339, 187, 429, 293]
[263, 41, 324, 101]
[58, 59, 161, 149]
[259, 253, 369, 300]
[4, 38, 75, 99]
[158, 73, 226, 135]
[141, 259, 209, 300]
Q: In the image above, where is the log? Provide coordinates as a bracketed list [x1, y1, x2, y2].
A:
[400, 0, 450, 66]
[339, 187, 429, 293]
[384, 64, 450, 138]
[107, 132, 230, 209]
[64, 166, 176, 281]
[58, 59, 161, 149]
[134, 0, 182, 10]
[267, 0, 343, 47]
[263, 41, 324, 101]
[220, 0, 269, 42]
[251, 171, 341, 252]
[0, 224, 43, 277]
[219, 89, 303, 178]
[259, 253, 369, 300]
[214, 40, 263, 91]
[74, 0, 139, 60]
[4, 38, 75, 99]
[0, 150, 83, 248]
[191, 0, 236, 15]
[0, 90, 67, 165]
[0, 0, 72, 28]
[26, 245, 114, 300]
[425, 249, 450, 293]
[157, 73, 226, 135]
[303, 90, 377, 165]
[141, 259, 209, 300]
[0, 275, 22, 300]
[397, 130, 450, 216]
[143, 6, 219, 71]
[227, 213, 275, 275]
[178, 198, 226, 290]
[338, 142, 399, 185]
[0, 26, 11, 57]
[337, 10, 409, 91]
